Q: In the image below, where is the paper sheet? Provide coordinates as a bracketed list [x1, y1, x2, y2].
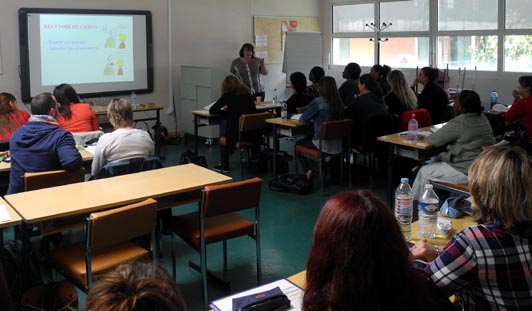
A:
[0, 204, 11, 223]
[210, 278, 303, 311]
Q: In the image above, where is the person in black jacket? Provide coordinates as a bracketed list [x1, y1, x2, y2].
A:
[411, 67, 450, 124]
[209, 75, 256, 173]
[338, 62, 361, 107]
[286, 72, 312, 114]
[345, 74, 388, 146]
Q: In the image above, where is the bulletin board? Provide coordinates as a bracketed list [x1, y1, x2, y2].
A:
[254, 16, 320, 64]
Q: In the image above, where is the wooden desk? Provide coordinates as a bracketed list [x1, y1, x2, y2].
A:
[265, 117, 308, 178]
[4, 164, 231, 224]
[190, 102, 281, 155]
[0, 197, 22, 244]
[377, 124, 445, 204]
[411, 215, 475, 246]
[0, 149, 93, 174]
[287, 270, 306, 289]
[93, 103, 167, 156]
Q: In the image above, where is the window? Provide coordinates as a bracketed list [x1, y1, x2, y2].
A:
[331, 0, 532, 73]
[380, 37, 430, 68]
[504, 35, 532, 72]
[438, 0, 497, 31]
[506, 0, 532, 29]
[380, 0, 429, 32]
[332, 38, 374, 66]
[437, 36, 497, 70]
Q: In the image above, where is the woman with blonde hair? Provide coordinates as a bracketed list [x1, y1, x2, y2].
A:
[0, 92, 30, 140]
[91, 98, 153, 177]
[385, 70, 418, 117]
[209, 75, 256, 173]
[412, 145, 532, 310]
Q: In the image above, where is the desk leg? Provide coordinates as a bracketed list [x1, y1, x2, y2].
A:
[272, 124, 279, 179]
[194, 114, 199, 156]
[155, 109, 161, 156]
[387, 144, 394, 206]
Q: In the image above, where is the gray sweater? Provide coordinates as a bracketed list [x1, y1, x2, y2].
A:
[428, 113, 495, 174]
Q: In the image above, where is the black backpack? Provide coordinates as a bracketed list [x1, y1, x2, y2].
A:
[180, 149, 208, 168]
[0, 240, 43, 308]
[268, 173, 312, 194]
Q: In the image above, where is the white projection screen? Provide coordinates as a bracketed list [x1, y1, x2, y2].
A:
[19, 8, 153, 102]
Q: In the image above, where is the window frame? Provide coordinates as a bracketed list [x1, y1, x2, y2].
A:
[329, 0, 532, 74]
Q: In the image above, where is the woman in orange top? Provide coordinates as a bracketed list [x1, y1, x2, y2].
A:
[0, 92, 30, 140]
[53, 83, 99, 132]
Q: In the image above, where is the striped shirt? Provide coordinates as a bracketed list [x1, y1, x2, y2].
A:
[230, 58, 263, 95]
[426, 224, 532, 311]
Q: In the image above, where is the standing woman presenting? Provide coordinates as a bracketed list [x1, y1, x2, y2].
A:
[230, 43, 268, 100]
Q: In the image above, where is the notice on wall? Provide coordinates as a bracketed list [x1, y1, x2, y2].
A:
[254, 16, 320, 64]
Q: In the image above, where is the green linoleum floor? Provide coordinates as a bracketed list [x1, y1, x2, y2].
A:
[5, 136, 390, 310]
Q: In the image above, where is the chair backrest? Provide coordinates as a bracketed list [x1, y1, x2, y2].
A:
[239, 112, 271, 133]
[88, 198, 157, 252]
[399, 109, 432, 131]
[24, 169, 85, 192]
[72, 130, 104, 146]
[142, 156, 163, 171]
[98, 157, 154, 178]
[321, 119, 353, 141]
[202, 177, 262, 217]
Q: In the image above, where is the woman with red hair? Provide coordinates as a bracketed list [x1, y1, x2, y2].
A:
[0, 92, 30, 140]
[303, 190, 451, 311]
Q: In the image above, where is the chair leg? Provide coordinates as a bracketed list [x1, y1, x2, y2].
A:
[319, 158, 323, 196]
[255, 235, 262, 285]
[240, 148, 244, 180]
[201, 239, 208, 307]
[171, 232, 176, 279]
[223, 240, 228, 272]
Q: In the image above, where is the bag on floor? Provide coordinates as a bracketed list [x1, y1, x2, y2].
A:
[0, 240, 43, 309]
[21, 279, 78, 311]
[268, 173, 312, 194]
[257, 149, 289, 174]
[179, 149, 208, 168]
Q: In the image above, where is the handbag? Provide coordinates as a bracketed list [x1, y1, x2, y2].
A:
[232, 286, 290, 311]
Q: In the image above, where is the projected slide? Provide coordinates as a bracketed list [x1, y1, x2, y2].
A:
[40, 15, 134, 86]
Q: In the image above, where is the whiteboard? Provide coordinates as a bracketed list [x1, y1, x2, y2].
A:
[282, 32, 322, 77]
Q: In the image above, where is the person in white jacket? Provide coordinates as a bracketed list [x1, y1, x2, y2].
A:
[91, 97, 153, 177]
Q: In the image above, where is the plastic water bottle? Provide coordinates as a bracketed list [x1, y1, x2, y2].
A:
[281, 100, 288, 120]
[130, 91, 137, 109]
[272, 88, 278, 105]
[418, 184, 440, 238]
[490, 90, 498, 109]
[407, 114, 418, 142]
[395, 177, 413, 240]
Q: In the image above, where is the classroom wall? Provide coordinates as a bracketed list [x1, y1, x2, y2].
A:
[0, 0, 321, 134]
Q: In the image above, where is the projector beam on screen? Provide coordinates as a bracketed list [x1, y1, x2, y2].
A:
[19, 8, 153, 102]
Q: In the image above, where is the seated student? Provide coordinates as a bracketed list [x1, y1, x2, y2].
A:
[412, 145, 532, 311]
[0, 92, 30, 140]
[53, 83, 99, 133]
[303, 190, 452, 311]
[411, 90, 495, 199]
[345, 74, 388, 146]
[411, 67, 450, 124]
[8, 93, 81, 194]
[85, 261, 186, 311]
[209, 75, 256, 173]
[385, 70, 418, 118]
[286, 72, 312, 114]
[370, 64, 391, 95]
[338, 62, 361, 107]
[91, 98, 153, 177]
[501, 75, 532, 143]
[306, 66, 325, 100]
[296, 76, 344, 181]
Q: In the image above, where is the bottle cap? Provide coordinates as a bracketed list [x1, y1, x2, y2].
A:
[400, 177, 409, 183]
[424, 184, 433, 189]
[411, 114, 416, 119]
